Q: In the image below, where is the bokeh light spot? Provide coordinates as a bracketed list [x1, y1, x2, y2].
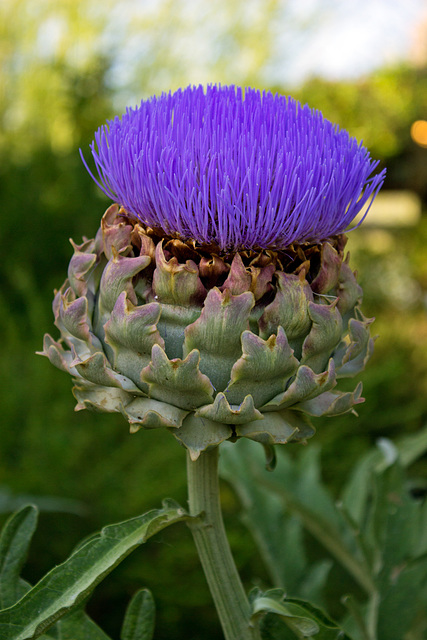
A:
[410, 120, 427, 147]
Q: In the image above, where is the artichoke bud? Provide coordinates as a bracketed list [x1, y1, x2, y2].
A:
[40, 86, 385, 460]
[40, 204, 374, 460]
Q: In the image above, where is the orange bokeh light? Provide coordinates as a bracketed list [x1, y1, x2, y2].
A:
[410, 120, 427, 147]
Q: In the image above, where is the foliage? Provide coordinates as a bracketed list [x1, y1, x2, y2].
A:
[0, 502, 188, 640]
[221, 431, 427, 639]
[1, 430, 427, 639]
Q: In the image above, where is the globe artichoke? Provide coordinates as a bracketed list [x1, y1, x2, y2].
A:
[39, 86, 385, 461]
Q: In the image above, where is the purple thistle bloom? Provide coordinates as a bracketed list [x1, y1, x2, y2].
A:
[83, 85, 385, 252]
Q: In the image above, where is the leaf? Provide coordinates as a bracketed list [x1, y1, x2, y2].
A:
[252, 589, 352, 639]
[103, 291, 164, 389]
[141, 345, 214, 411]
[121, 588, 155, 640]
[53, 608, 112, 640]
[224, 327, 298, 408]
[171, 414, 231, 461]
[376, 557, 427, 640]
[340, 595, 370, 640]
[301, 302, 342, 374]
[341, 426, 427, 525]
[339, 449, 379, 525]
[0, 489, 86, 516]
[221, 441, 375, 595]
[0, 506, 38, 609]
[0, 500, 191, 640]
[220, 442, 331, 601]
[394, 424, 427, 468]
[196, 392, 263, 424]
[183, 288, 254, 391]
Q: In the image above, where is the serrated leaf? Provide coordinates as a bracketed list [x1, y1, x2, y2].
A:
[103, 292, 164, 389]
[0, 501, 191, 640]
[98, 253, 151, 316]
[171, 414, 231, 461]
[333, 316, 374, 379]
[121, 588, 155, 640]
[334, 261, 362, 317]
[120, 396, 189, 432]
[258, 272, 313, 347]
[73, 383, 133, 413]
[261, 361, 336, 413]
[293, 383, 364, 417]
[141, 345, 214, 410]
[224, 328, 298, 407]
[73, 350, 143, 395]
[301, 302, 343, 374]
[152, 242, 206, 305]
[311, 243, 342, 295]
[0, 506, 38, 609]
[196, 393, 263, 425]
[236, 409, 315, 445]
[183, 287, 254, 392]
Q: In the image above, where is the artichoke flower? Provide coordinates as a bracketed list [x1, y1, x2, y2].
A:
[39, 85, 385, 461]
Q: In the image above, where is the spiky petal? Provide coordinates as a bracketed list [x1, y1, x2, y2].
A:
[82, 85, 385, 253]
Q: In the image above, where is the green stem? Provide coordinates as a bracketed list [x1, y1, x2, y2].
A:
[186, 447, 261, 640]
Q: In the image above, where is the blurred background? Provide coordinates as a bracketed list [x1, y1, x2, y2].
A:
[0, 0, 426, 638]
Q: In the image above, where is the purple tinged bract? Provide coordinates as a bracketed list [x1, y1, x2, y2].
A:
[83, 85, 385, 252]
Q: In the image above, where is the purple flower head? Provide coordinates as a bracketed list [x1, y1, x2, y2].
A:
[83, 85, 385, 252]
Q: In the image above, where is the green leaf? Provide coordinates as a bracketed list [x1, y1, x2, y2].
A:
[53, 608, 112, 640]
[341, 426, 427, 525]
[394, 424, 427, 468]
[258, 272, 313, 346]
[376, 556, 427, 640]
[0, 506, 38, 609]
[340, 449, 379, 525]
[120, 396, 189, 432]
[301, 302, 342, 374]
[260, 361, 336, 413]
[266, 450, 375, 595]
[0, 500, 190, 640]
[171, 413, 231, 461]
[183, 287, 254, 392]
[224, 328, 298, 408]
[196, 392, 263, 425]
[252, 590, 352, 639]
[103, 290, 164, 389]
[140, 344, 214, 411]
[235, 410, 314, 445]
[121, 588, 155, 640]
[0, 489, 85, 517]
[221, 440, 375, 596]
[340, 595, 371, 640]
[220, 442, 330, 601]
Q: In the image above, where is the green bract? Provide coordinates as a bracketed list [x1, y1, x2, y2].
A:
[40, 205, 374, 460]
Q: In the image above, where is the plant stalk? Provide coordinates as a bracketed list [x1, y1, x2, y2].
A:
[186, 447, 261, 640]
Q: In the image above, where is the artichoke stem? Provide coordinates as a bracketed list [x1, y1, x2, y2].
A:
[187, 447, 261, 640]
